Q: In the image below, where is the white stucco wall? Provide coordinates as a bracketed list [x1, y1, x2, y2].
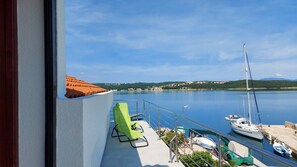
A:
[57, 91, 113, 167]
[57, 0, 66, 98]
[57, 99, 84, 167]
[17, 0, 45, 166]
[83, 92, 113, 167]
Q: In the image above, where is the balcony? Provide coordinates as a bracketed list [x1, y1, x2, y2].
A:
[101, 99, 297, 167]
[101, 120, 183, 166]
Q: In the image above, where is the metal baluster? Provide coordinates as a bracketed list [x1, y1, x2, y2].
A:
[169, 138, 173, 163]
[218, 136, 222, 167]
[143, 100, 145, 120]
[148, 103, 151, 128]
[136, 100, 139, 121]
[158, 106, 161, 139]
[190, 131, 193, 148]
[169, 135, 177, 163]
[175, 114, 179, 162]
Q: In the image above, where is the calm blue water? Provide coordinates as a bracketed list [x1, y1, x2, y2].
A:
[115, 90, 297, 127]
[114, 90, 297, 164]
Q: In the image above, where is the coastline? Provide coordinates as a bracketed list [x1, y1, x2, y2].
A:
[112, 87, 297, 93]
[96, 80, 297, 92]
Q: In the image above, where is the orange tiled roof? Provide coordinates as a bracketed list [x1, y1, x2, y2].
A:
[65, 75, 108, 98]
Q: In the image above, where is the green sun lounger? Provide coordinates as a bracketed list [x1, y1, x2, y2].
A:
[112, 102, 144, 133]
[111, 102, 149, 148]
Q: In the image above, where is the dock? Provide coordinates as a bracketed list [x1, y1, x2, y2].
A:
[261, 124, 297, 159]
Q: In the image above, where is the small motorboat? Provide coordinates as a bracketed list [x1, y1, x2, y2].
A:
[192, 134, 216, 150]
[176, 126, 185, 134]
[273, 140, 292, 157]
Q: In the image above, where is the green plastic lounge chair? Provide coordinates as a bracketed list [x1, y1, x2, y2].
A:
[119, 102, 144, 132]
[111, 103, 143, 138]
[111, 103, 149, 148]
[111, 104, 125, 138]
[112, 103, 144, 134]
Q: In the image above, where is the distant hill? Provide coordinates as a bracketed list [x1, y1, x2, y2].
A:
[260, 77, 293, 81]
[95, 80, 297, 91]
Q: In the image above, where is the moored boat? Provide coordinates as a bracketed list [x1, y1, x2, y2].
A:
[225, 44, 263, 141]
[273, 140, 292, 157]
[230, 117, 263, 140]
[192, 134, 216, 149]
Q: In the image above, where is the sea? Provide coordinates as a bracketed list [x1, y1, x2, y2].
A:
[114, 90, 297, 164]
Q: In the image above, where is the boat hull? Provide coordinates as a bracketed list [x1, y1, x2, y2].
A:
[194, 137, 216, 149]
[273, 149, 290, 157]
[273, 142, 291, 157]
[231, 123, 263, 140]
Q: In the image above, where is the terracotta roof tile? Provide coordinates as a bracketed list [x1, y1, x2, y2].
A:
[65, 75, 108, 98]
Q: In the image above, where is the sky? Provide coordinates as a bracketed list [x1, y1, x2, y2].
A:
[65, 0, 297, 83]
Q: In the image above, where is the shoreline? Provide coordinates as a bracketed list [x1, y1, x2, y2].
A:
[113, 88, 297, 93]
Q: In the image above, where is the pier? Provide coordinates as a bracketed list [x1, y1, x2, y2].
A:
[261, 123, 297, 159]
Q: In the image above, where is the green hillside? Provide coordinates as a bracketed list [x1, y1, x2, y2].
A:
[95, 80, 297, 91]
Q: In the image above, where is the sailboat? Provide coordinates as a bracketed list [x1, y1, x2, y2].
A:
[226, 44, 264, 140]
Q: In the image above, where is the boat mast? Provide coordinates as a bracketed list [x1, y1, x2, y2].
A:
[243, 43, 252, 124]
[245, 45, 262, 125]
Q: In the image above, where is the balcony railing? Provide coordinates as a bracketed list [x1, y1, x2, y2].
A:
[113, 99, 297, 167]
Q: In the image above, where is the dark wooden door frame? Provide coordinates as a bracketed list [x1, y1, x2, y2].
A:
[0, 0, 19, 167]
[1, 0, 58, 166]
[44, 0, 57, 167]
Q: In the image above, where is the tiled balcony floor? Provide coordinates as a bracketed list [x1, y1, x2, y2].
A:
[101, 120, 184, 167]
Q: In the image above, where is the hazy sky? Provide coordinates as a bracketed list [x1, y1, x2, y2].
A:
[66, 0, 297, 83]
